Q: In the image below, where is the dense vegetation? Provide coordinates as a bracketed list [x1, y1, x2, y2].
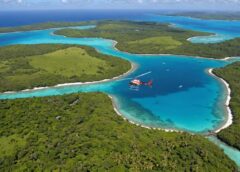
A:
[0, 44, 131, 92]
[0, 93, 238, 171]
[213, 62, 240, 150]
[55, 21, 240, 58]
[0, 21, 95, 33]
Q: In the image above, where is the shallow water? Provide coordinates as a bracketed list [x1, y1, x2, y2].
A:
[208, 136, 240, 165]
[188, 34, 234, 44]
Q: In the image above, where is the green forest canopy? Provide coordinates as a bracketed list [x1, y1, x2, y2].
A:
[214, 62, 240, 150]
[0, 93, 237, 171]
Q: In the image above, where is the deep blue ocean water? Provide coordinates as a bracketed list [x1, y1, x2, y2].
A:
[0, 10, 148, 27]
[0, 12, 240, 165]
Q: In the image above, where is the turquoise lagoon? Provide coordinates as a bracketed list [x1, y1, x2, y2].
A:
[0, 15, 240, 165]
[0, 27, 232, 133]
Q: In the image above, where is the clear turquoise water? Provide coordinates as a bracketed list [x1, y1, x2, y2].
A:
[188, 34, 235, 44]
[0, 15, 240, 165]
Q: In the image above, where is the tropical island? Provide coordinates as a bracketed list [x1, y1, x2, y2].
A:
[0, 22, 93, 33]
[0, 19, 240, 171]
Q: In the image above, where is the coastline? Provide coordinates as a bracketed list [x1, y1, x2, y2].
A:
[53, 25, 229, 61]
[187, 33, 218, 42]
[3, 62, 137, 94]
[207, 68, 233, 133]
[108, 95, 180, 133]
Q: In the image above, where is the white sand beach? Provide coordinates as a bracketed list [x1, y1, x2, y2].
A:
[207, 68, 233, 133]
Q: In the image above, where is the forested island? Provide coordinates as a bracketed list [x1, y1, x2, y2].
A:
[168, 11, 240, 20]
[55, 21, 240, 59]
[213, 62, 240, 150]
[0, 44, 131, 92]
[0, 93, 237, 171]
[0, 22, 94, 33]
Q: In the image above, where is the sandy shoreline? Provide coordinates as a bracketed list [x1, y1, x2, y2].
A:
[207, 68, 233, 133]
[3, 62, 137, 94]
[186, 34, 233, 45]
[187, 33, 218, 41]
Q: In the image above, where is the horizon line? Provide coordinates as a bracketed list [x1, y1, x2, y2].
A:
[1, 8, 240, 12]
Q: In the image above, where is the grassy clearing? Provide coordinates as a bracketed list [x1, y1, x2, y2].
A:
[29, 47, 108, 77]
[0, 93, 237, 171]
[128, 36, 182, 50]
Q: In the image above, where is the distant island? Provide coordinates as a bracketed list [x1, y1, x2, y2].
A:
[167, 11, 240, 20]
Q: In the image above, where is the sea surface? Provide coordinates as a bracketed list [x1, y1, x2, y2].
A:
[0, 10, 148, 27]
[0, 11, 240, 165]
